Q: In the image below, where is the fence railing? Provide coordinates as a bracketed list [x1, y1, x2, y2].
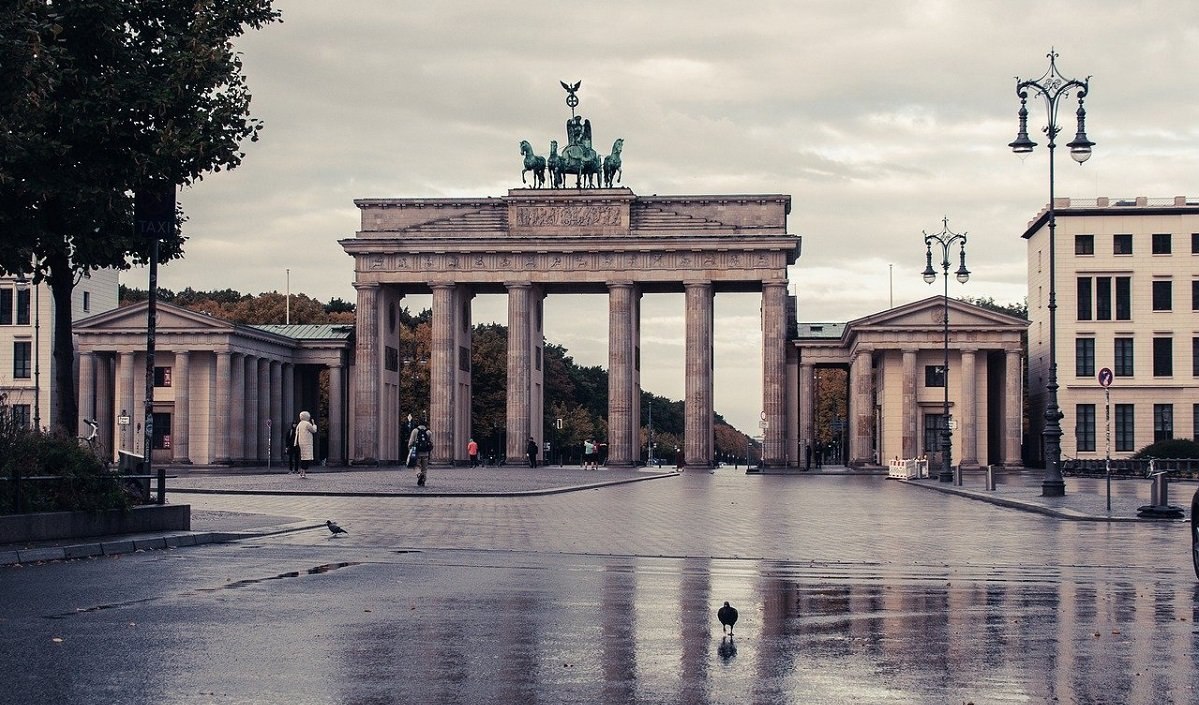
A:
[1062, 458, 1199, 479]
[2, 466, 169, 515]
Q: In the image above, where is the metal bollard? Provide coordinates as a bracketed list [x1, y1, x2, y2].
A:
[954, 465, 962, 486]
[986, 464, 997, 491]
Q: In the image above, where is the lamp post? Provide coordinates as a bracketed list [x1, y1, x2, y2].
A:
[14, 273, 40, 430]
[1009, 49, 1094, 498]
[922, 217, 969, 482]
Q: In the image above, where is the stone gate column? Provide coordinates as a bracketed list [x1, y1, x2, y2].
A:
[902, 348, 917, 459]
[329, 358, 345, 465]
[352, 283, 380, 463]
[245, 355, 260, 463]
[684, 281, 714, 468]
[849, 347, 873, 466]
[959, 348, 978, 467]
[431, 283, 458, 468]
[1004, 347, 1023, 466]
[607, 281, 636, 467]
[213, 352, 231, 464]
[173, 351, 191, 464]
[799, 360, 814, 464]
[762, 281, 787, 467]
[230, 353, 245, 463]
[506, 282, 532, 464]
[282, 362, 295, 430]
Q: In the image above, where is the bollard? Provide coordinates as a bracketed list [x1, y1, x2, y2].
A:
[986, 464, 997, 491]
[954, 465, 962, 486]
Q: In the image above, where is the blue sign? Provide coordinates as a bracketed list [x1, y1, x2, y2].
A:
[1098, 367, 1113, 388]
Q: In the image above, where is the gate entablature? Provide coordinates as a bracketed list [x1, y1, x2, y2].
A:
[341, 189, 799, 294]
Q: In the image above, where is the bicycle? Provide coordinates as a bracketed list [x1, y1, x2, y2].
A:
[79, 418, 112, 470]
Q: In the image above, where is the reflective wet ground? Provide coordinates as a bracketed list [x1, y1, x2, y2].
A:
[2, 469, 1196, 704]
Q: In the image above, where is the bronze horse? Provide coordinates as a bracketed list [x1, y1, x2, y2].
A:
[603, 138, 623, 188]
[548, 140, 564, 188]
[520, 140, 546, 188]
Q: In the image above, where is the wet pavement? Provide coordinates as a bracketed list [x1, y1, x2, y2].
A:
[2, 465, 1197, 704]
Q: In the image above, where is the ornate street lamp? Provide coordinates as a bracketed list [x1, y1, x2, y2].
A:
[1010, 49, 1093, 497]
[922, 217, 969, 482]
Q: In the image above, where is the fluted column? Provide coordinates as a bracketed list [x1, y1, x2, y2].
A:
[230, 353, 245, 463]
[849, 347, 873, 465]
[506, 283, 532, 464]
[352, 283, 380, 463]
[254, 357, 268, 463]
[213, 352, 231, 463]
[1004, 348, 1023, 466]
[173, 351, 191, 463]
[118, 351, 135, 453]
[95, 354, 113, 459]
[431, 283, 457, 467]
[245, 356, 260, 463]
[684, 281, 714, 468]
[901, 349, 918, 459]
[959, 348, 978, 467]
[799, 361, 814, 462]
[762, 281, 787, 467]
[329, 359, 345, 465]
[78, 351, 95, 436]
[605, 282, 636, 467]
[270, 361, 283, 460]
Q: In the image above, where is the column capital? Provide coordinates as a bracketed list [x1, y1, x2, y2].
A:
[683, 279, 713, 289]
[606, 280, 636, 290]
[504, 281, 533, 291]
[761, 279, 788, 292]
[352, 281, 381, 291]
[430, 282, 458, 292]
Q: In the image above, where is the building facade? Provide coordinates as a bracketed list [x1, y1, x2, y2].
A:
[1024, 196, 1199, 462]
[795, 297, 1027, 469]
[0, 270, 118, 430]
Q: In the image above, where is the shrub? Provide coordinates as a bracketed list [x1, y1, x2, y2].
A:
[1, 396, 131, 515]
[1132, 438, 1199, 460]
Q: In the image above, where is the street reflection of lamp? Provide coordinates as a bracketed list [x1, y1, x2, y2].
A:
[14, 273, 40, 430]
[1010, 49, 1093, 498]
[922, 217, 969, 482]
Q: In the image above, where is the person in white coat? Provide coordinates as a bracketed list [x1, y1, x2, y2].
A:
[295, 411, 318, 478]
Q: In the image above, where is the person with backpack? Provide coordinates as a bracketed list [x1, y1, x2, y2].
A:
[408, 420, 433, 486]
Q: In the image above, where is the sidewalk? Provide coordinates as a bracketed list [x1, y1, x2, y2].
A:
[3, 465, 1192, 567]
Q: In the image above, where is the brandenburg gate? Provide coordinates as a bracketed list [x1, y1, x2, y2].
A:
[341, 187, 801, 468]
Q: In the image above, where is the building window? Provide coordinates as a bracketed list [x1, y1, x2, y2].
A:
[1075, 337, 1095, 377]
[1152, 233, 1172, 255]
[11, 404, 31, 428]
[1152, 280, 1172, 311]
[1153, 337, 1173, 377]
[1115, 338, 1134, 377]
[153, 366, 172, 387]
[1115, 404, 1135, 452]
[1194, 404, 1199, 441]
[1193, 337, 1199, 377]
[1154, 404, 1174, 443]
[924, 365, 945, 388]
[1115, 277, 1131, 320]
[1075, 404, 1096, 452]
[1094, 277, 1111, 320]
[0, 288, 11, 325]
[1193, 281, 1199, 311]
[1077, 278, 1092, 320]
[1192, 233, 1199, 254]
[1075, 234, 1094, 255]
[924, 413, 947, 456]
[1114, 233, 1133, 255]
[15, 288, 29, 325]
[83, 291, 91, 312]
[13, 341, 31, 378]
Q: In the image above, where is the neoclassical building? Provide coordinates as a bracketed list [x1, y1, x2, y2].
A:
[74, 302, 352, 465]
[340, 187, 802, 468]
[796, 297, 1028, 469]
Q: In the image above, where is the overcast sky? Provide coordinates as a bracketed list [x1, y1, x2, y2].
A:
[156, 1, 1199, 432]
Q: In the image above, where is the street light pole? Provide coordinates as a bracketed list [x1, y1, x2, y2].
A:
[1009, 49, 1094, 498]
[922, 217, 969, 483]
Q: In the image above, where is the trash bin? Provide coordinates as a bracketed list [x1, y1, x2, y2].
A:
[117, 450, 150, 502]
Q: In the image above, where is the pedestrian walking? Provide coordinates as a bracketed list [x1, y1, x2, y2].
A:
[285, 421, 300, 473]
[294, 411, 317, 479]
[526, 436, 539, 468]
[408, 420, 433, 486]
[804, 441, 812, 471]
[467, 438, 479, 468]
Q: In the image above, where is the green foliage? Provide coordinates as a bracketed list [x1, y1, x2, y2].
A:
[1132, 438, 1199, 460]
[0, 396, 130, 515]
[960, 296, 1028, 320]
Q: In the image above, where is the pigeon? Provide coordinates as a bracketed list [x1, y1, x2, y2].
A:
[325, 520, 347, 536]
[717, 601, 738, 636]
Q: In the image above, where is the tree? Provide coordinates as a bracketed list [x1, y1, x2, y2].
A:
[961, 296, 1028, 320]
[0, 1, 279, 434]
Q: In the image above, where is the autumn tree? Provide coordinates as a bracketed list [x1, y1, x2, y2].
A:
[0, 1, 280, 434]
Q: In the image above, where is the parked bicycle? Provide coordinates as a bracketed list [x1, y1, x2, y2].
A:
[79, 418, 111, 469]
